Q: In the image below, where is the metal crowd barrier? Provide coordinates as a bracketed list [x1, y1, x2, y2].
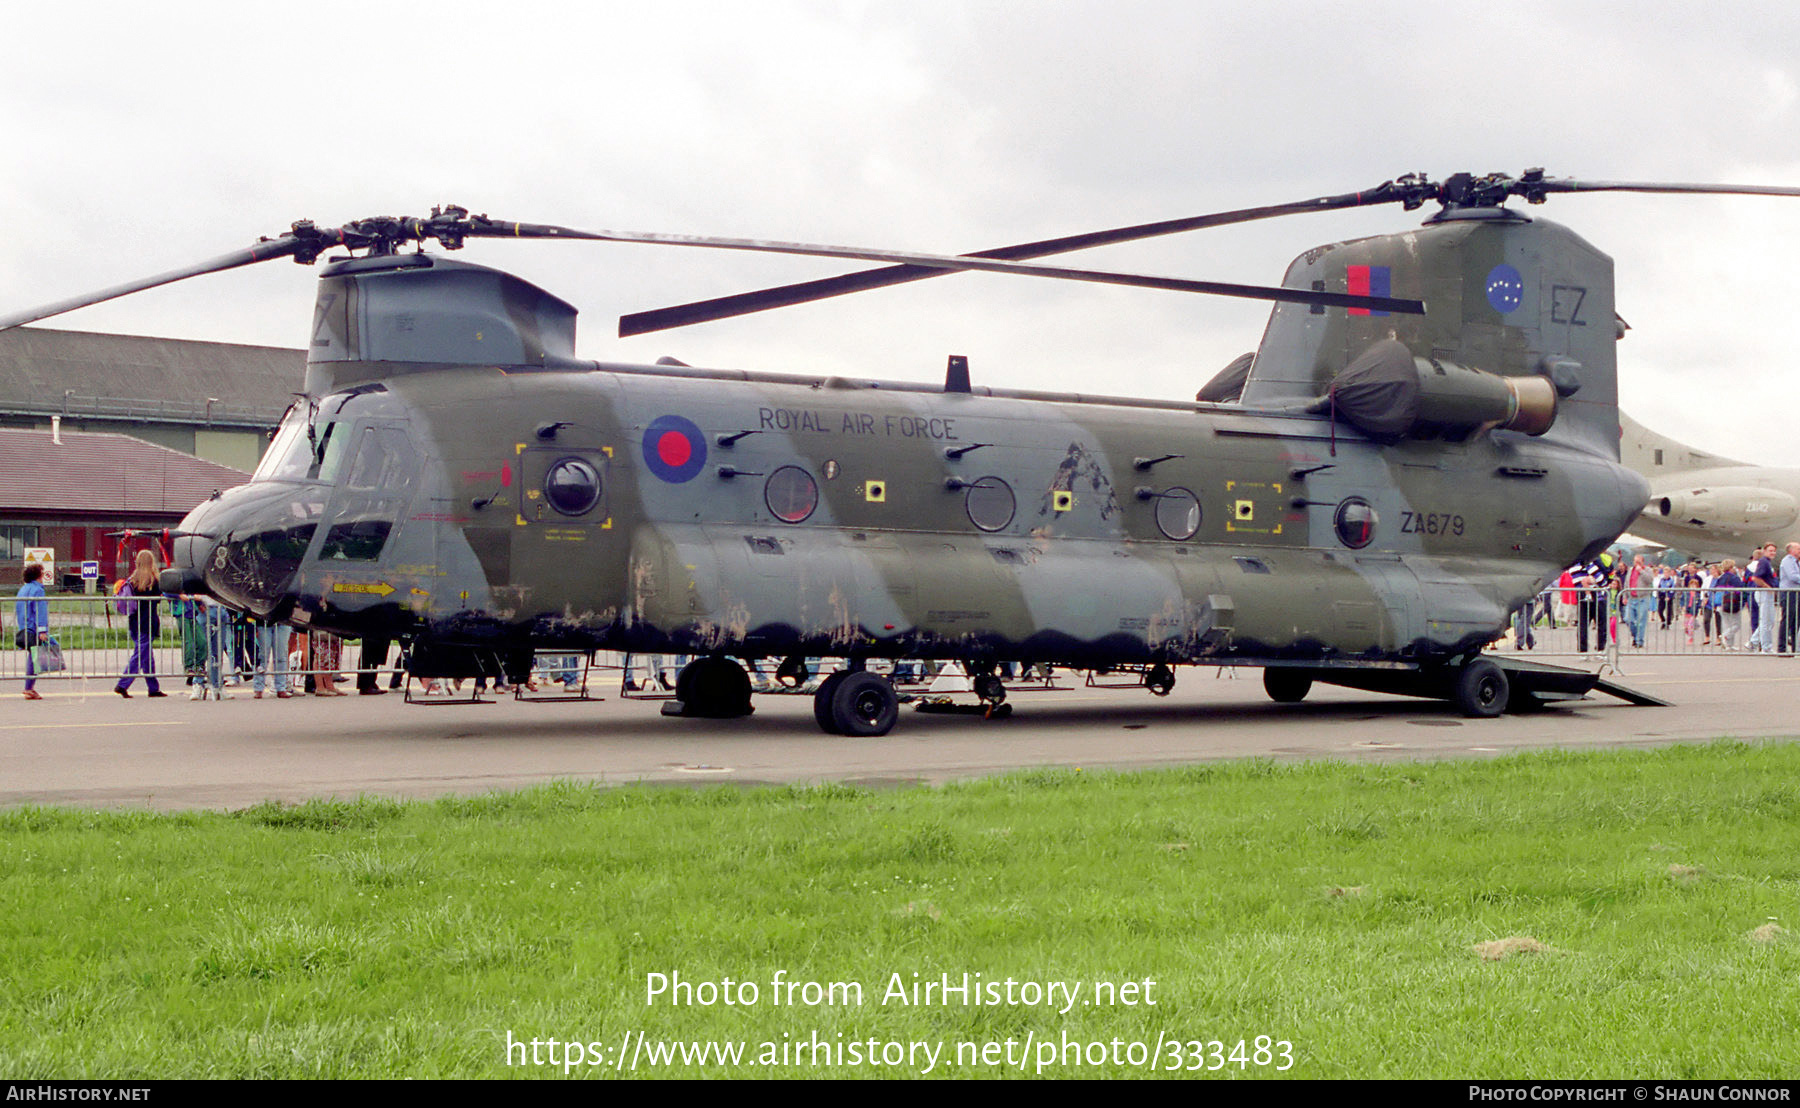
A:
[1, 596, 622, 700]
[14, 586, 1797, 693]
[1499, 585, 1800, 663]
[4, 594, 380, 693]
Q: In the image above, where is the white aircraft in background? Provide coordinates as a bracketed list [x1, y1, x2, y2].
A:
[1622, 413, 1800, 561]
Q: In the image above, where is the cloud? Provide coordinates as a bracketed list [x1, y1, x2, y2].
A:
[3, 1, 1797, 457]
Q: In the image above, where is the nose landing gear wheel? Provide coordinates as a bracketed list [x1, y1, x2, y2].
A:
[1262, 668, 1313, 703]
[672, 656, 754, 718]
[973, 672, 1007, 706]
[776, 655, 810, 688]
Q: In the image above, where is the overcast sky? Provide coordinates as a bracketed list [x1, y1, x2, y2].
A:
[5, 0, 1798, 461]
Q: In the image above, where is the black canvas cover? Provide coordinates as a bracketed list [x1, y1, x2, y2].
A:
[1328, 339, 1419, 437]
[1197, 351, 1255, 403]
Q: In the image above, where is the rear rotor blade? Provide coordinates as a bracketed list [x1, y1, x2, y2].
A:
[618, 172, 1800, 335]
[1434, 169, 1800, 207]
[467, 218, 1421, 315]
[615, 180, 1426, 336]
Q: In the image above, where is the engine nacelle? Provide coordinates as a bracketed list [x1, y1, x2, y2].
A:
[1654, 485, 1799, 533]
[1319, 339, 1558, 440]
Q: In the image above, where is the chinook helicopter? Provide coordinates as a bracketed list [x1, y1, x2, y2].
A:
[6, 169, 1790, 734]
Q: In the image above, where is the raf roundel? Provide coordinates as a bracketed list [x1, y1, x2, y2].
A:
[642, 415, 708, 483]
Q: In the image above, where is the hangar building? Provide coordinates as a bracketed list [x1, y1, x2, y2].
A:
[0, 327, 304, 587]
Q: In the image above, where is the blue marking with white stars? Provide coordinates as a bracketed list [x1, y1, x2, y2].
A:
[1485, 264, 1524, 313]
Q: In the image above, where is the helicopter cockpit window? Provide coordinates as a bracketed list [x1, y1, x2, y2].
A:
[307, 421, 355, 484]
[254, 407, 314, 482]
[257, 395, 371, 484]
[318, 425, 416, 562]
[319, 516, 393, 562]
[764, 466, 819, 523]
[1154, 488, 1202, 540]
[1334, 498, 1378, 549]
[544, 457, 603, 516]
[345, 426, 418, 494]
[965, 477, 1016, 532]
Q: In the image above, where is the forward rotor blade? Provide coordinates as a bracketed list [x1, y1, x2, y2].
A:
[468, 219, 1421, 315]
[1532, 179, 1800, 199]
[0, 237, 305, 331]
[614, 184, 1411, 336]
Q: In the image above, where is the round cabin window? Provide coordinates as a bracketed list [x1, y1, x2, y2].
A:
[1334, 497, 1378, 549]
[1154, 488, 1202, 540]
[544, 457, 602, 516]
[965, 477, 1016, 532]
[764, 465, 820, 523]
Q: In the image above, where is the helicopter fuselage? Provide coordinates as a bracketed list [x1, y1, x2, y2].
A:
[172, 355, 1646, 676]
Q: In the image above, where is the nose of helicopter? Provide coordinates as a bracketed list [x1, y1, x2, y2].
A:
[161, 482, 318, 619]
[160, 495, 228, 596]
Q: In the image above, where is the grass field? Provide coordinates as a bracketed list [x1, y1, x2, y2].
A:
[1, 741, 1796, 1078]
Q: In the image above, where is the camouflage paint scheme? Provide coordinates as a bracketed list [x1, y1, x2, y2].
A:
[172, 206, 1648, 708]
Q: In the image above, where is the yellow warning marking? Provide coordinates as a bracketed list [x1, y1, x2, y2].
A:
[331, 582, 396, 597]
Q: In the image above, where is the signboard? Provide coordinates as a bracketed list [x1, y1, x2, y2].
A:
[81, 561, 100, 580]
[23, 547, 54, 578]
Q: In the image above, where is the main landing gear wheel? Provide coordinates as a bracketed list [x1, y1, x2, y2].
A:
[813, 670, 849, 734]
[672, 656, 753, 718]
[1263, 668, 1313, 703]
[1145, 663, 1176, 697]
[812, 670, 899, 737]
[1452, 658, 1509, 719]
